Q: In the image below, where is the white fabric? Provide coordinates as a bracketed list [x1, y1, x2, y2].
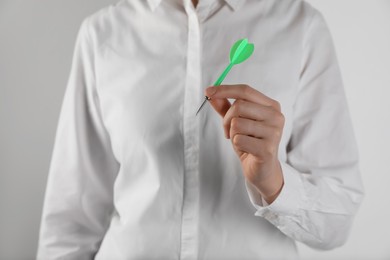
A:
[37, 0, 364, 259]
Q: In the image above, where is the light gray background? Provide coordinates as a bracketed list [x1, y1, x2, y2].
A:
[1, 0, 389, 259]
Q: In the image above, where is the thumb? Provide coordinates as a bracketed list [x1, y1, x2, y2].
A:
[205, 86, 231, 117]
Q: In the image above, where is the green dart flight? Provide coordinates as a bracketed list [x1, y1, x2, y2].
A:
[195, 38, 254, 116]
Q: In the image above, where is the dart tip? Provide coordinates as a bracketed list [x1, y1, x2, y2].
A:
[195, 96, 210, 116]
[195, 104, 204, 116]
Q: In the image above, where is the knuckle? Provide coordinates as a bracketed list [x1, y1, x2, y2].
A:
[233, 98, 244, 106]
[274, 129, 282, 139]
[232, 134, 241, 146]
[232, 101, 242, 116]
[272, 129, 283, 142]
[243, 84, 252, 95]
[276, 112, 285, 126]
[270, 110, 285, 127]
[271, 100, 281, 111]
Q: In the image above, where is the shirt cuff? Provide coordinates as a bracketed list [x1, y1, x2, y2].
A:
[244, 162, 304, 218]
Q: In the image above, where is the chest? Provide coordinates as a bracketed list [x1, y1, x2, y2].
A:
[94, 11, 302, 159]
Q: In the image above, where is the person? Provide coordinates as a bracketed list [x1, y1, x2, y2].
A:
[37, 0, 364, 259]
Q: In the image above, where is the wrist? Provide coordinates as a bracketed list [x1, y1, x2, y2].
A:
[253, 161, 284, 204]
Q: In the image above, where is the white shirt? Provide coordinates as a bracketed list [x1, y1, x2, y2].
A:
[37, 0, 364, 259]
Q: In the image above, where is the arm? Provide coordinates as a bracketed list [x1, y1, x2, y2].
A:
[206, 9, 364, 250]
[37, 17, 119, 259]
[262, 10, 365, 250]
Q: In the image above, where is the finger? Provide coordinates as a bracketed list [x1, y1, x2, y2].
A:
[205, 85, 280, 110]
[232, 134, 276, 163]
[223, 100, 283, 138]
[229, 117, 279, 141]
[208, 97, 231, 118]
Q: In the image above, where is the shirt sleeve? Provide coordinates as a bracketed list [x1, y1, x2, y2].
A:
[245, 9, 364, 250]
[37, 17, 120, 259]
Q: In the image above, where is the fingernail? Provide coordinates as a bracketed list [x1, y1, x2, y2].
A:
[205, 86, 217, 97]
[224, 129, 229, 139]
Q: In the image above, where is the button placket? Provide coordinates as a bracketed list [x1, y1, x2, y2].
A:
[180, 1, 202, 259]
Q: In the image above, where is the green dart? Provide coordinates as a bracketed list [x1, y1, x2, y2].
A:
[195, 38, 254, 116]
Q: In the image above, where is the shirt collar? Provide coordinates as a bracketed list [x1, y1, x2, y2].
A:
[146, 0, 245, 12]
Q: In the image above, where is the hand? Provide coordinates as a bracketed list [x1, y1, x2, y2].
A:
[205, 84, 285, 204]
